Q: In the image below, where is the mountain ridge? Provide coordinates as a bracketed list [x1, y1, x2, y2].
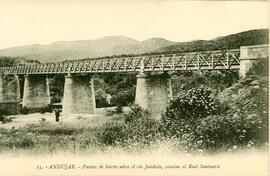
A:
[150, 29, 268, 54]
[0, 29, 268, 63]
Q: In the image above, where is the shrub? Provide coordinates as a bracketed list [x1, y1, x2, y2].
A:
[49, 74, 65, 104]
[96, 122, 125, 146]
[0, 116, 12, 124]
[163, 113, 267, 153]
[20, 107, 29, 114]
[172, 70, 239, 94]
[93, 106, 160, 148]
[166, 86, 218, 119]
[246, 58, 268, 77]
[217, 77, 268, 122]
[0, 109, 6, 122]
[0, 132, 35, 149]
[162, 75, 268, 153]
[40, 105, 53, 114]
[161, 86, 220, 137]
[111, 87, 135, 107]
[192, 114, 267, 152]
[76, 128, 101, 150]
[0, 109, 13, 123]
[95, 89, 110, 108]
[13, 135, 35, 148]
[20, 105, 52, 114]
[115, 106, 123, 113]
[123, 106, 160, 145]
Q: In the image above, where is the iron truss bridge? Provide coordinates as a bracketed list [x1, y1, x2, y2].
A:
[0, 49, 240, 75]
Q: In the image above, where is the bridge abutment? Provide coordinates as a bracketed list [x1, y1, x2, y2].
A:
[0, 75, 20, 115]
[135, 72, 173, 119]
[22, 75, 51, 112]
[62, 74, 96, 116]
[239, 44, 269, 78]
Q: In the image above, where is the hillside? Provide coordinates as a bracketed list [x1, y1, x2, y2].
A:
[0, 29, 268, 63]
[0, 36, 175, 63]
[151, 29, 269, 54]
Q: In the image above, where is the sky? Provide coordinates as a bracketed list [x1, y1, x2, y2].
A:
[0, 0, 269, 49]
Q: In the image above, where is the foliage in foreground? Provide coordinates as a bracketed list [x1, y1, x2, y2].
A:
[0, 59, 268, 154]
[161, 75, 268, 152]
[0, 76, 267, 155]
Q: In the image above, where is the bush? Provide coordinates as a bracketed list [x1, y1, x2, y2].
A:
[0, 116, 12, 124]
[111, 87, 135, 107]
[93, 106, 160, 148]
[96, 122, 125, 146]
[217, 77, 268, 122]
[192, 114, 267, 152]
[161, 86, 220, 137]
[166, 86, 219, 119]
[0, 109, 6, 122]
[95, 89, 110, 108]
[0, 131, 35, 149]
[115, 106, 123, 113]
[172, 70, 239, 94]
[123, 106, 160, 145]
[20, 105, 52, 114]
[246, 58, 268, 77]
[76, 128, 101, 150]
[13, 135, 35, 148]
[49, 74, 65, 104]
[0, 109, 13, 123]
[163, 113, 267, 153]
[162, 74, 268, 153]
[20, 107, 29, 114]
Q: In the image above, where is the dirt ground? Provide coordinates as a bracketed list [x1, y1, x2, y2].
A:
[1, 107, 129, 129]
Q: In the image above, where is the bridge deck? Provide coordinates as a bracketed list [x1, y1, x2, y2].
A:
[0, 49, 240, 75]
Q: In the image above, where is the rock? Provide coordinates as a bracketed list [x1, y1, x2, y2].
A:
[250, 80, 260, 86]
[252, 85, 260, 89]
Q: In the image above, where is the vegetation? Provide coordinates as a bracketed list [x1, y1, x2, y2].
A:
[160, 77, 268, 153]
[0, 57, 268, 155]
[161, 86, 220, 138]
[49, 74, 65, 103]
[0, 29, 268, 155]
[0, 56, 17, 67]
[0, 109, 12, 123]
[20, 106, 53, 114]
[151, 29, 269, 54]
[171, 70, 239, 94]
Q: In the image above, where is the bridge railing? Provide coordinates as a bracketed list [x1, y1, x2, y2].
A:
[0, 49, 240, 75]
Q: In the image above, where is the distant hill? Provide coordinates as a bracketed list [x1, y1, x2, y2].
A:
[150, 29, 269, 54]
[0, 36, 175, 63]
[0, 29, 268, 63]
[140, 38, 175, 50]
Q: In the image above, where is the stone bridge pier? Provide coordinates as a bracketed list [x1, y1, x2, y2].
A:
[0, 75, 20, 114]
[62, 74, 96, 116]
[239, 44, 269, 78]
[135, 72, 173, 119]
[22, 75, 51, 111]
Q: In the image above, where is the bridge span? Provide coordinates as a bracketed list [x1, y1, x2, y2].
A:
[0, 49, 241, 75]
[0, 44, 268, 118]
